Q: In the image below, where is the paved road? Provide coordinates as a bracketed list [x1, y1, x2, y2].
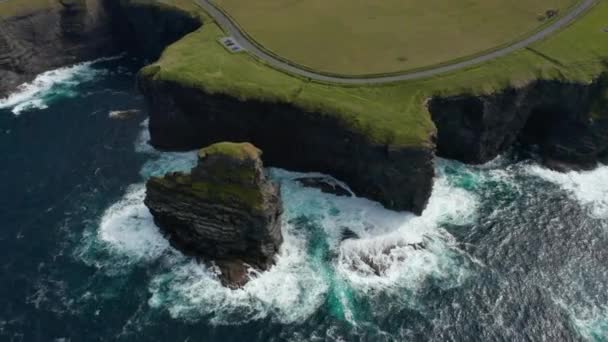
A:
[196, 0, 597, 84]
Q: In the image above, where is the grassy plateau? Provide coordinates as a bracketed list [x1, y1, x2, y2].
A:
[213, 0, 579, 76]
[142, 0, 608, 148]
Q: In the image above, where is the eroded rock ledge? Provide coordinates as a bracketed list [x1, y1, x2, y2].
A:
[0, 0, 202, 98]
[144, 142, 283, 287]
[0, 0, 115, 96]
[137, 76, 435, 215]
[429, 75, 608, 170]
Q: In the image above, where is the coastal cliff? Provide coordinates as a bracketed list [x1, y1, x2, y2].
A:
[3, 0, 608, 216]
[145, 142, 283, 287]
[102, 0, 201, 60]
[0, 0, 115, 96]
[429, 74, 608, 170]
[137, 75, 435, 215]
[0, 0, 201, 97]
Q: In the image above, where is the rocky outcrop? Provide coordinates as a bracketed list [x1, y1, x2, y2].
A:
[429, 74, 608, 170]
[0, 0, 117, 97]
[144, 142, 283, 287]
[138, 76, 435, 215]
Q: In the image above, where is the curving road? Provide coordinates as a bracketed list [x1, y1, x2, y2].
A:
[196, 0, 597, 84]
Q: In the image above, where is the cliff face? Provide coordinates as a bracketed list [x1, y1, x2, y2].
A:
[101, 0, 201, 61]
[145, 142, 283, 287]
[0, 0, 202, 97]
[0, 0, 123, 96]
[429, 75, 608, 169]
[138, 76, 435, 215]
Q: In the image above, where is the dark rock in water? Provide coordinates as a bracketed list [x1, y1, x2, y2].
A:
[295, 177, 353, 197]
[340, 228, 360, 241]
[144, 142, 283, 288]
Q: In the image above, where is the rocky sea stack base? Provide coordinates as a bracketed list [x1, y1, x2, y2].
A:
[144, 142, 283, 288]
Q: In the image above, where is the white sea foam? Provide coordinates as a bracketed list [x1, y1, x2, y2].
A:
[134, 119, 154, 154]
[83, 127, 482, 324]
[570, 306, 608, 341]
[334, 174, 475, 294]
[273, 166, 478, 299]
[148, 221, 328, 325]
[97, 184, 170, 263]
[134, 119, 199, 177]
[552, 296, 608, 342]
[527, 164, 608, 219]
[0, 56, 121, 115]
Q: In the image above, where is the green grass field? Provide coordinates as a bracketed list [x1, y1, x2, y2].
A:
[143, 0, 608, 149]
[213, 0, 579, 76]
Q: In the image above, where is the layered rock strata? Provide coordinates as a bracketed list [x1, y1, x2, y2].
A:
[429, 75, 608, 170]
[0, 0, 116, 97]
[144, 142, 283, 287]
[0, 0, 202, 97]
[101, 0, 201, 60]
[138, 76, 436, 215]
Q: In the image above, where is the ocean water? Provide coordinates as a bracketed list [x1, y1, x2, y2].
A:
[2, 59, 608, 341]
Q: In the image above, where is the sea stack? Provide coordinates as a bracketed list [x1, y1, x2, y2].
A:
[144, 142, 283, 287]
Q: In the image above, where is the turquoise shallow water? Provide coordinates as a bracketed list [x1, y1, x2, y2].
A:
[1, 58, 608, 341]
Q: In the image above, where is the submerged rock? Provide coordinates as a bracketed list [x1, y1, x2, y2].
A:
[340, 228, 360, 241]
[295, 176, 353, 197]
[144, 142, 283, 287]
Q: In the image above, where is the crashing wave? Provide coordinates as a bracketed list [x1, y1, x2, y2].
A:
[0, 55, 123, 115]
[527, 164, 608, 219]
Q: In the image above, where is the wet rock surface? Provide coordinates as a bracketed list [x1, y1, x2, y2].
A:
[294, 176, 353, 197]
[144, 142, 283, 287]
[0, 0, 117, 97]
[0, 0, 201, 98]
[138, 77, 436, 215]
[429, 75, 608, 170]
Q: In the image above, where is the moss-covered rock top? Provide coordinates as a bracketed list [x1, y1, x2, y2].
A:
[147, 141, 271, 211]
[198, 142, 261, 162]
[149, 172, 264, 210]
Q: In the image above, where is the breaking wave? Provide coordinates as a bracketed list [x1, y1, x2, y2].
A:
[527, 164, 608, 219]
[77, 121, 483, 325]
[0, 56, 122, 115]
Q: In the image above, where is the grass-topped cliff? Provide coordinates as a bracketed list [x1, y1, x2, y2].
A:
[140, 0, 608, 149]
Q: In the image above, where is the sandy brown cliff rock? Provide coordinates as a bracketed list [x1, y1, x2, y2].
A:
[144, 142, 283, 287]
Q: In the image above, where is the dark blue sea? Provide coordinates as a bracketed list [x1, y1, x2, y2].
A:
[1, 57, 608, 341]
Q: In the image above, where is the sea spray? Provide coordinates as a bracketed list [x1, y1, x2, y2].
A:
[0, 56, 124, 115]
[79, 121, 482, 325]
[527, 164, 608, 219]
